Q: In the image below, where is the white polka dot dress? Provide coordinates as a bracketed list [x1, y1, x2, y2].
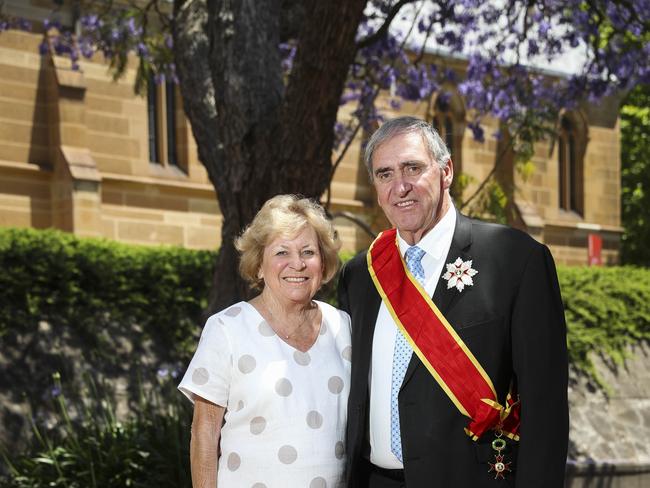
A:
[178, 300, 351, 488]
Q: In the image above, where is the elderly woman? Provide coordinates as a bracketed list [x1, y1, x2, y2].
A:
[178, 194, 351, 488]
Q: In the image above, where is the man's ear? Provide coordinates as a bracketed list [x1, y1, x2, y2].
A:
[442, 158, 454, 190]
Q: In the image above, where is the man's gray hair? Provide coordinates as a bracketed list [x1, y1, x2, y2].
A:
[364, 116, 451, 178]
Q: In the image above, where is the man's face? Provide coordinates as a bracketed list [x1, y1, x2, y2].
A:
[371, 131, 453, 245]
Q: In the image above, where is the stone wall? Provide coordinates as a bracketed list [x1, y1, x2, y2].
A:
[566, 343, 650, 487]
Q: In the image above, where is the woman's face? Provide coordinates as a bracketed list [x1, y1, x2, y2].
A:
[259, 225, 324, 306]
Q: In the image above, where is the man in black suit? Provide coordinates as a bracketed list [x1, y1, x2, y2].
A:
[338, 116, 568, 487]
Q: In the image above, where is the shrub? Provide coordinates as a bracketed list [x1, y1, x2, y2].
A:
[0, 227, 215, 355]
[558, 265, 650, 384]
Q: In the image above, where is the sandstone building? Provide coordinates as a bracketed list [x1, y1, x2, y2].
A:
[0, 3, 623, 265]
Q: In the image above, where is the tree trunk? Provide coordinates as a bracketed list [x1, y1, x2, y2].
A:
[174, 0, 366, 315]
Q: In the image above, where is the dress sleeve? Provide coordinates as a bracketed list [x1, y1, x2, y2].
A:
[178, 314, 233, 407]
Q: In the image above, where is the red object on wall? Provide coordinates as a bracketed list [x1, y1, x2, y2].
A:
[588, 234, 602, 266]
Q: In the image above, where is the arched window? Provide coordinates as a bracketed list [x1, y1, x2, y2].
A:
[558, 114, 586, 215]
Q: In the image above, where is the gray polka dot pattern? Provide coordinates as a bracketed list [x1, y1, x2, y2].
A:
[310, 477, 327, 488]
[306, 410, 323, 429]
[178, 301, 351, 484]
[275, 378, 293, 396]
[334, 441, 344, 459]
[328, 376, 344, 394]
[293, 350, 311, 366]
[278, 445, 298, 464]
[250, 416, 266, 435]
[227, 452, 241, 471]
[192, 367, 209, 385]
[238, 355, 256, 374]
[225, 306, 242, 317]
[258, 320, 275, 337]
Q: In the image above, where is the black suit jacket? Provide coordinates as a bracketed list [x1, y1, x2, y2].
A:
[338, 213, 569, 487]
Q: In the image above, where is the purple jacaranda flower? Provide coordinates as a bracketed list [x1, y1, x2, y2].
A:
[81, 14, 100, 32]
[79, 41, 94, 59]
[436, 91, 452, 112]
[126, 17, 140, 37]
[18, 19, 31, 31]
[157, 367, 169, 378]
[136, 42, 148, 57]
[538, 21, 550, 37]
[340, 92, 360, 106]
[468, 122, 485, 143]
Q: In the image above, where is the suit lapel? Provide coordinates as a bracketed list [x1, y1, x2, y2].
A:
[400, 211, 473, 389]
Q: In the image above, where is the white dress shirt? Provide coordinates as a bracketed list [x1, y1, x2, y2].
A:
[369, 206, 457, 468]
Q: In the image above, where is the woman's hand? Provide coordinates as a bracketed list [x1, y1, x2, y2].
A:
[190, 396, 226, 488]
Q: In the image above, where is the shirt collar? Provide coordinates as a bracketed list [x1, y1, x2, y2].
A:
[397, 203, 456, 260]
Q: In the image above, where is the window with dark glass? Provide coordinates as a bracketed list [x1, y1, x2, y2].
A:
[165, 80, 178, 166]
[558, 116, 583, 214]
[147, 76, 160, 164]
[147, 75, 179, 168]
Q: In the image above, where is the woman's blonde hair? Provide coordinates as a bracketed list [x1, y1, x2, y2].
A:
[235, 194, 341, 290]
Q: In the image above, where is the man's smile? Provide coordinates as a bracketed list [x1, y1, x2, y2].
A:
[395, 200, 416, 208]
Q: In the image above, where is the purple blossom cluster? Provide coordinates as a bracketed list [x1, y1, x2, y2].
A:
[0, 12, 31, 33]
[38, 6, 176, 85]
[334, 0, 650, 148]
[8, 0, 646, 150]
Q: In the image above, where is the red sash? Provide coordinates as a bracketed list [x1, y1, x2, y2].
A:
[367, 229, 520, 441]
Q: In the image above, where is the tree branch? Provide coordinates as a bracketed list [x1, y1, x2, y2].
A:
[329, 211, 377, 239]
[324, 120, 362, 210]
[459, 124, 522, 211]
[356, 0, 419, 50]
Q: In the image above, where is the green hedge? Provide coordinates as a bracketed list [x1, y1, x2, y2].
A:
[559, 266, 650, 383]
[0, 227, 215, 358]
[1, 226, 649, 382]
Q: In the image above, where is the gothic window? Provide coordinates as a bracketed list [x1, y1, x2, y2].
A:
[558, 114, 585, 215]
[147, 75, 179, 168]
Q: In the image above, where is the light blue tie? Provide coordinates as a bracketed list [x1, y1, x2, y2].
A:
[390, 245, 426, 461]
